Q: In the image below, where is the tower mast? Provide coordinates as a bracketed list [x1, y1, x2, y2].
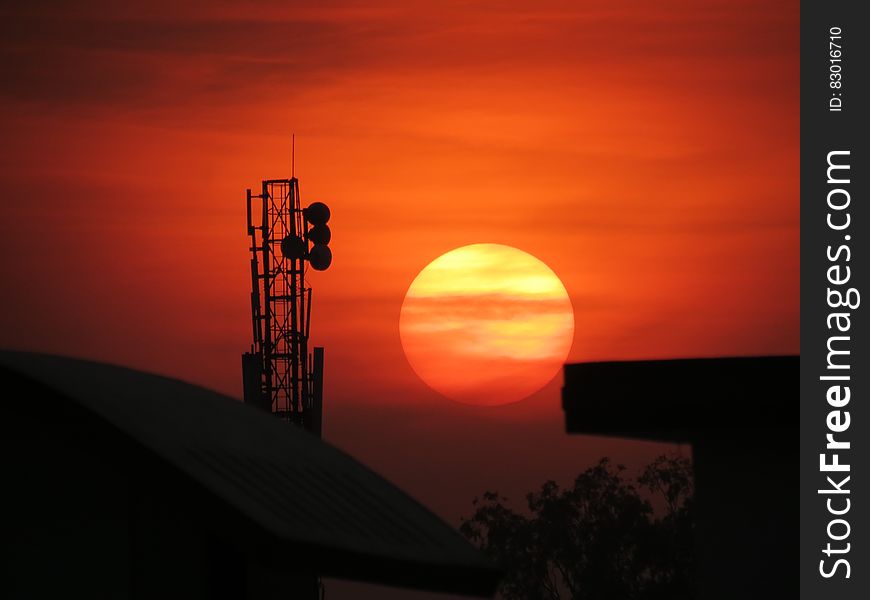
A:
[242, 170, 332, 436]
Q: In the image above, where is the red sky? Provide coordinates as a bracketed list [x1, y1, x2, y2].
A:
[0, 1, 798, 596]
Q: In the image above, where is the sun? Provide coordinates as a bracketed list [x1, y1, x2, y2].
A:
[399, 244, 574, 406]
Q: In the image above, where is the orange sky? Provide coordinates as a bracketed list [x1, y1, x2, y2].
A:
[0, 3, 798, 593]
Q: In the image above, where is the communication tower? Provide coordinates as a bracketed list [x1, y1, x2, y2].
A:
[242, 176, 332, 436]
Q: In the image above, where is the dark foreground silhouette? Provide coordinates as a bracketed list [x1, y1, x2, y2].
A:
[561, 357, 798, 600]
[461, 455, 694, 600]
[0, 352, 498, 599]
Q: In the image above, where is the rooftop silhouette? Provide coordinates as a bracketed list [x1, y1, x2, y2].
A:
[0, 351, 499, 599]
[563, 355, 798, 600]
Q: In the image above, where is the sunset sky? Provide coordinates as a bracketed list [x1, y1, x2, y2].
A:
[0, 1, 798, 596]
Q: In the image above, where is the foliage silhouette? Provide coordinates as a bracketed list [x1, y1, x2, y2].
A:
[460, 455, 694, 600]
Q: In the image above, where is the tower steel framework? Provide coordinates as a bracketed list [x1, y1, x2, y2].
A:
[242, 178, 327, 436]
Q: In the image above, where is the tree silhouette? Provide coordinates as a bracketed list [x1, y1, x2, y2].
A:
[460, 455, 694, 600]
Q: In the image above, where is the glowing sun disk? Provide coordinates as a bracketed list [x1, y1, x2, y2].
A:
[399, 244, 574, 406]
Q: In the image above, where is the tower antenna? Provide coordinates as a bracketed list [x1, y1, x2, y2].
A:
[242, 160, 333, 437]
[291, 133, 295, 178]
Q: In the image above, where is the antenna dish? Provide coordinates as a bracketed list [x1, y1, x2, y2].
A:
[307, 224, 331, 245]
[308, 244, 332, 271]
[280, 235, 306, 260]
[304, 202, 330, 225]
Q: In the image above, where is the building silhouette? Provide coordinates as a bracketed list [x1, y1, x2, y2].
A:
[0, 351, 499, 599]
[562, 356, 798, 600]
